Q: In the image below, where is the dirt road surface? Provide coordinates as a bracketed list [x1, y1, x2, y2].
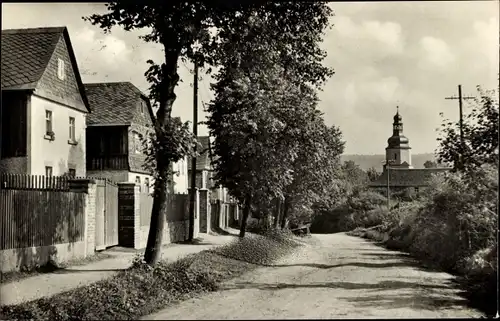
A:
[144, 233, 483, 319]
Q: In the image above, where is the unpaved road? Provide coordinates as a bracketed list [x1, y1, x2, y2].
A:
[144, 233, 483, 319]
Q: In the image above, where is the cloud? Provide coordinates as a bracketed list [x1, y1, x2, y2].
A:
[472, 17, 499, 68]
[73, 26, 133, 72]
[332, 16, 404, 56]
[419, 36, 455, 68]
[363, 21, 403, 53]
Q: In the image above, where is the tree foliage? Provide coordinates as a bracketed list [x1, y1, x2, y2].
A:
[423, 160, 437, 168]
[437, 86, 499, 172]
[84, 1, 334, 261]
[206, 3, 338, 235]
[366, 167, 380, 181]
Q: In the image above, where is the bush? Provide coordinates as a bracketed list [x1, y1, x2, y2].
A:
[311, 191, 388, 234]
[408, 164, 498, 270]
[212, 233, 300, 266]
[350, 164, 498, 316]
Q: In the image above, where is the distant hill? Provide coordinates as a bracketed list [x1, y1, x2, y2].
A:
[340, 153, 438, 171]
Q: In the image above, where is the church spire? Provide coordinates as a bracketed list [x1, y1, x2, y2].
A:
[393, 106, 403, 135]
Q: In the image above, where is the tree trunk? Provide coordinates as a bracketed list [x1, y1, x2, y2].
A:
[273, 198, 281, 229]
[144, 176, 169, 265]
[144, 46, 180, 266]
[239, 195, 252, 238]
[280, 197, 290, 229]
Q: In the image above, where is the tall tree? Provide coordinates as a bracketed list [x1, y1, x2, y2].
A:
[207, 3, 334, 236]
[281, 117, 345, 228]
[437, 86, 499, 172]
[84, 2, 332, 264]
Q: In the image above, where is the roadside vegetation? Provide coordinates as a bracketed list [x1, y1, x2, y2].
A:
[314, 87, 498, 317]
[0, 231, 300, 320]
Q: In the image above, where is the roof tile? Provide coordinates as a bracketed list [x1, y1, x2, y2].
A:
[84, 82, 145, 125]
[369, 168, 452, 187]
[1, 27, 64, 89]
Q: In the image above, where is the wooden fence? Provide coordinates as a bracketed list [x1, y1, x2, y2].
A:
[0, 189, 86, 250]
[0, 173, 75, 190]
[0, 173, 118, 191]
[0, 173, 117, 251]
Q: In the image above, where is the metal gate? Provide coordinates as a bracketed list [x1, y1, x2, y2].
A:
[95, 179, 119, 251]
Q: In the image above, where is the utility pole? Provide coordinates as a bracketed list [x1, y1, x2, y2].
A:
[445, 85, 475, 170]
[387, 164, 390, 210]
[188, 58, 199, 241]
[384, 160, 395, 210]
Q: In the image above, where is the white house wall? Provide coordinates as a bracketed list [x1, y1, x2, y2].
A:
[29, 94, 86, 177]
[173, 157, 189, 194]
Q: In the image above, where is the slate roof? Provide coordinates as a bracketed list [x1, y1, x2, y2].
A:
[188, 136, 212, 171]
[1, 26, 90, 112]
[84, 82, 150, 125]
[369, 168, 452, 187]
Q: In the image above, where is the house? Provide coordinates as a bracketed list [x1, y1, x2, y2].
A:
[187, 136, 226, 199]
[83, 82, 188, 193]
[187, 136, 237, 231]
[369, 107, 451, 194]
[1, 27, 90, 176]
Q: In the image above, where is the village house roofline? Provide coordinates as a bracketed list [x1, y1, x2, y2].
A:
[83, 81, 155, 126]
[369, 167, 452, 187]
[187, 136, 214, 171]
[1, 26, 91, 113]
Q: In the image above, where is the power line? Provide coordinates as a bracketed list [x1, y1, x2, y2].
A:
[444, 84, 475, 170]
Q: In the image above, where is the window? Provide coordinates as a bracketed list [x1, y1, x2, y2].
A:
[394, 153, 397, 160]
[134, 133, 141, 154]
[140, 100, 145, 114]
[57, 58, 65, 80]
[135, 176, 141, 192]
[45, 110, 53, 134]
[68, 168, 76, 177]
[144, 178, 150, 194]
[69, 117, 75, 141]
[415, 187, 419, 194]
[45, 166, 53, 177]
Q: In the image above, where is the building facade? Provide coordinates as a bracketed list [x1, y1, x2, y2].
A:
[1, 27, 90, 176]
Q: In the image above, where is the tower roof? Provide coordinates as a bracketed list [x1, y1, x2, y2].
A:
[393, 106, 402, 123]
[387, 106, 410, 148]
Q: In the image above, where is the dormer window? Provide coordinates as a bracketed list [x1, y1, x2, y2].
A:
[57, 58, 65, 80]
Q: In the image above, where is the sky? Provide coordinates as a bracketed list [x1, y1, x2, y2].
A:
[2, 2, 498, 155]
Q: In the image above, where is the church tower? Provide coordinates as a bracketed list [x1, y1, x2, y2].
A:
[385, 107, 412, 170]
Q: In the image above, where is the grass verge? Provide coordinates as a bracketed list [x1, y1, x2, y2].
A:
[0, 252, 114, 285]
[0, 232, 300, 320]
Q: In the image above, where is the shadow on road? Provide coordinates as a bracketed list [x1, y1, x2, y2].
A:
[270, 261, 423, 269]
[338, 293, 470, 311]
[222, 280, 469, 312]
[223, 280, 452, 291]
